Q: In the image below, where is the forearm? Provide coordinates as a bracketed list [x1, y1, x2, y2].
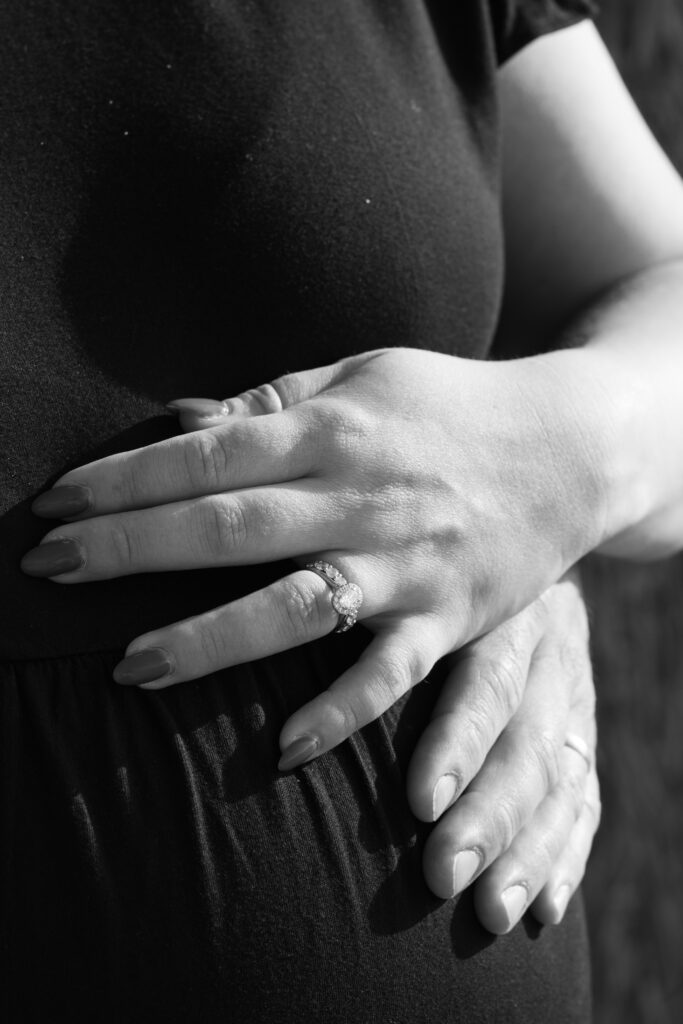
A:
[538, 258, 683, 560]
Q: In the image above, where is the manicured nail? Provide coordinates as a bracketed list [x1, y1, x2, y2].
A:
[432, 773, 459, 820]
[452, 849, 482, 895]
[20, 538, 86, 577]
[550, 884, 572, 924]
[113, 648, 174, 686]
[31, 485, 92, 519]
[278, 735, 320, 771]
[166, 398, 229, 418]
[501, 884, 529, 931]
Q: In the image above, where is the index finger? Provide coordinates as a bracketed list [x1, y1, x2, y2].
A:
[31, 408, 315, 519]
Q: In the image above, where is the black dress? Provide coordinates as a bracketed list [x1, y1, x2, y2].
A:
[1, 2, 596, 1020]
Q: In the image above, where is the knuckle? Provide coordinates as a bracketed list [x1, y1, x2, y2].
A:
[488, 797, 521, 854]
[184, 431, 230, 490]
[560, 766, 588, 823]
[370, 651, 415, 709]
[458, 699, 498, 769]
[330, 689, 363, 738]
[107, 520, 137, 569]
[257, 381, 286, 413]
[408, 642, 437, 684]
[235, 382, 285, 415]
[383, 640, 434, 693]
[521, 830, 557, 879]
[117, 458, 149, 507]
[557, 637, 589, 684]
[200, 498, 250, 557]
[278, 577, 328, 642]
[318, 398, 374, 461]
[529, 730, 561, 794]
[476, 655, 525, 723]
[195, 619, 228, 669]
[268, 373, 299, 409]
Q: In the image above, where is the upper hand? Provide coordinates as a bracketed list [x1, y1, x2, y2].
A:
[23, 347, 607, 766]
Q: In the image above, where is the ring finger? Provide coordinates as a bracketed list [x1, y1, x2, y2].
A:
[110, 554, 446, 772]
[110, 563, 370, 688]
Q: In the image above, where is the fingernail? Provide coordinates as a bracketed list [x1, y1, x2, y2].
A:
[278, 735, 320, 771]
[31, 485, 92, 519]
[501, 884, 529, 931]
[21, 538, 86, 577]
[113, 648, 175, 686]
[432, 773, 459, 820]
[550, 884, 572, 924]
[452, 849, 482, 895]
[166, 398, 229, 418]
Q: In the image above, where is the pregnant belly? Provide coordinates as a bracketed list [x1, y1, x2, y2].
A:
[1, 636, 591, 1023]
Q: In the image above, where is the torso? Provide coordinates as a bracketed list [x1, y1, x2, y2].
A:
[0, 4, 590, 1020]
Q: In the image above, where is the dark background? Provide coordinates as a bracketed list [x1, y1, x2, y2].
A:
[583, 4, 683, 1021]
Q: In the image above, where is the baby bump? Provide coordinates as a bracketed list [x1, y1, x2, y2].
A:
[0, 639, 590, 1023]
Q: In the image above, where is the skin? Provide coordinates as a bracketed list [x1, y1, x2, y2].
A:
[416, 571, 600, 930]
[21, 22, 683, 931]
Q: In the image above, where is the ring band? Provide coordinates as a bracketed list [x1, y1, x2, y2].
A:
[304, 560, 364, 633]
[563, 732, 593, 770]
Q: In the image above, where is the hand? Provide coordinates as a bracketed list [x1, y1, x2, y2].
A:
[413, 571, 600, 933]
[24, 347, 607, 769]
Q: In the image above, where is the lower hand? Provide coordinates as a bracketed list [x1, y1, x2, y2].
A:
[417, 571, 600, 933]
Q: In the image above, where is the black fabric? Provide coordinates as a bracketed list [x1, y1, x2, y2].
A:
[490, 0, 599, 64]
[1, 2, 595, 1020]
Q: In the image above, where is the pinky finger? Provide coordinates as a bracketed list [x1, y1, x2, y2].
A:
[531, 772, 602, 926]
[168, 385, 285, 432]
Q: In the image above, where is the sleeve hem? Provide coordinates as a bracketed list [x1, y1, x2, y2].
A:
[496, 1, 600, 67]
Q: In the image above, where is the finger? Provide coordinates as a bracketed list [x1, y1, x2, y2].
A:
[406, 602, 547, 824]
[31, 408, 315, 520]
[421, 641, 572, 900]
[471, 741, 592, 934]
[169, 386, 283, 433]
[277, 618, 445, 771]
[32, 352, 387, 519]
[112, 563, 380, 688]
[530, 768, 601, 926]
[168, 351, 389, 432]
[23, 483, 340, 582]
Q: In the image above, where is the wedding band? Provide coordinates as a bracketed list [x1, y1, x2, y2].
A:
[563, 732, 593, 770]
[304, 560, 364, 633]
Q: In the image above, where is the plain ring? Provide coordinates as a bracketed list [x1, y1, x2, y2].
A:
[304, 560, 364, 633]
[563, 732, 593, 771]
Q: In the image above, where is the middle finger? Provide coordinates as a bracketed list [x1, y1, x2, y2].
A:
[21, 482, 340, 581]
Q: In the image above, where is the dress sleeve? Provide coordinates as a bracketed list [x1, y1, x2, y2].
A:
[489, 0, 599, 65]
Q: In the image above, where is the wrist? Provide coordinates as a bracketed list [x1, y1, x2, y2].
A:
[523, 346, 652, 556]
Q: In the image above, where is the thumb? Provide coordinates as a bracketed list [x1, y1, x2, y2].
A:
[166, 350, 385, 433]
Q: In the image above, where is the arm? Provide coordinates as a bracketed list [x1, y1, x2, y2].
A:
[498, 20, 683, 560]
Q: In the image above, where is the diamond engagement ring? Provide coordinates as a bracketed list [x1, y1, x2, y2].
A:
[304, 560, 364, 633]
